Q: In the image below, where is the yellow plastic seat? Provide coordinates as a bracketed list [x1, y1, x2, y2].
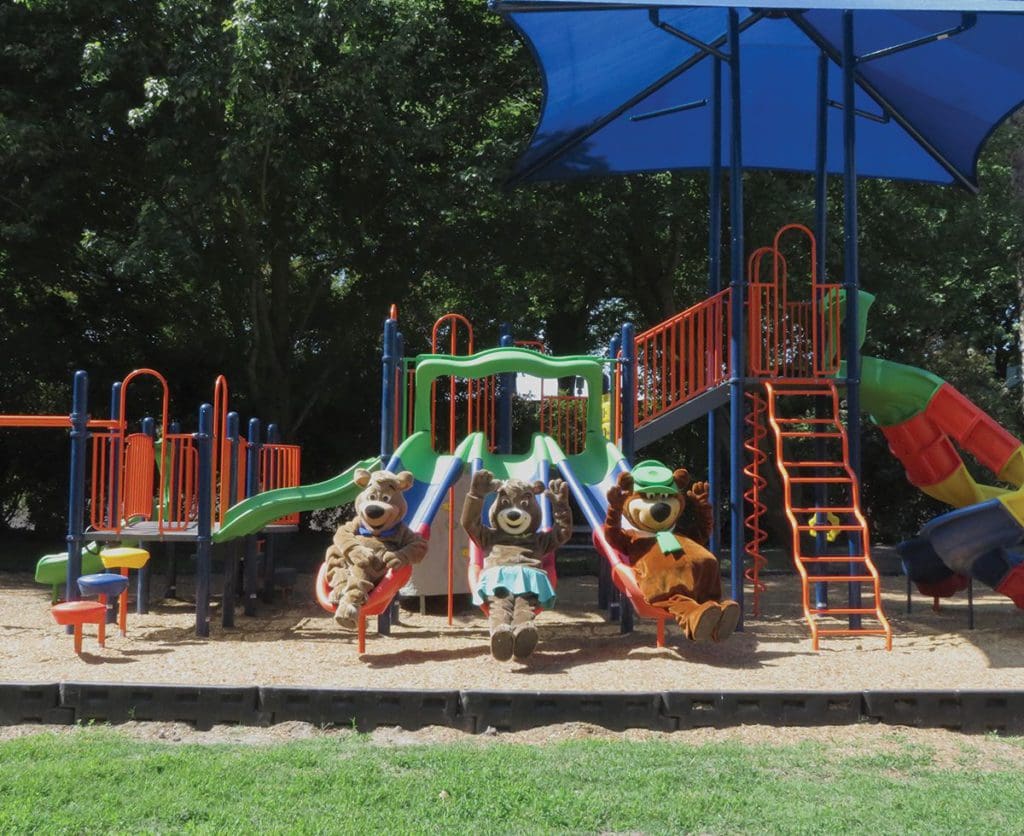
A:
[100, 546, 150, 570]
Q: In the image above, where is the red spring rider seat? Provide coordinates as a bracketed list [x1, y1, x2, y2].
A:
[315, 561, 414, 654]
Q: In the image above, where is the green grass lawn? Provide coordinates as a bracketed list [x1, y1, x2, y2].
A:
[2, 729, 1023, 833]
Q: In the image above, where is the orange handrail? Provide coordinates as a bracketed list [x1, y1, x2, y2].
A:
[117, 369, 170, 534]
[632, 288, 731, 430]
[213, 375, 230, 525]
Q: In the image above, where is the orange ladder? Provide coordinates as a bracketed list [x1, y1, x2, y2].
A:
[764, 381, 892, 650]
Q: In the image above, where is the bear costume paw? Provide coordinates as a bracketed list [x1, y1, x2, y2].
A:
[334, 603, 359, 630]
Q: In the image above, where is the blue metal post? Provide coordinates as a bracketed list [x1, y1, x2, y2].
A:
[244, 417, 261, 617]
[222, 411, 241, 627]
[617, 323, 636, 633]
[195, 403, 213, 637]
[708, 54, 723, 561]
[814, 49, 830, 611]
[261, 423, 280, 604]
[498, 324, 514, 455]
[137, 415, 156, 615]
[727, 8, 746, 626]
[165, 420, 181, 599]
[395, 331, 406, 449]
[107, 382, 122, 530]
[380, 317, 397, 458]
[842, 11, 863, 625]
[619, 323, 636, 465]
[64, 371, 89, 612]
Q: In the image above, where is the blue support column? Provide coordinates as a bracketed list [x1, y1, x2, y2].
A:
[498, 324, 514, 455]
[814, 49, 830, 612]
[619, 323, 636, 465]
[842, 12, 863, 626]
[617, 323, 636, 633]
[137, 415, 156, 615]
[195, 403, 213, 637]
[261, 423, 280, 604]
[165, 420, 182, 599]
[64, 371, 89, 612]
[395, 331, 406, 449]
[244, 417, 261, 617]
[727, 8, 746, 626]
[222, 411, 241, 627]
[107, 382, 122, 531]
[380, 317, 397, 458]
[708, 54, 723, 560]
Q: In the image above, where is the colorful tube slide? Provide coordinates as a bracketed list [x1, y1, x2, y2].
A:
[857, 355, 1024, 606]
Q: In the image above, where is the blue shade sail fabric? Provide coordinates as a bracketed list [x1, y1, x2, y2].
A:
[494, 1, 1024, 188]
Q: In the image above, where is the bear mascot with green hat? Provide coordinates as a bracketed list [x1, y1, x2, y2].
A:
[604, 459, 740, 643]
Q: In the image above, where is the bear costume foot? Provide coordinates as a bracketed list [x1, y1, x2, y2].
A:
[512, 624, 538, 660]
[490, 626, 515, 661]
[334, 603, 359, 630]
[714, 600, 740, 642]
[686, 601, 722, 643]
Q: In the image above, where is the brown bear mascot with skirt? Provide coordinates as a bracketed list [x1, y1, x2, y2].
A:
[461, 469, 572, 662]
[604, 459, 739, 643]
[325, 469, 428, 629]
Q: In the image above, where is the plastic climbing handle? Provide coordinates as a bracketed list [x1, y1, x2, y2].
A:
[213, 457, 381, 543]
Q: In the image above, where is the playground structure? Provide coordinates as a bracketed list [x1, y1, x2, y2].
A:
[225, 216, 1024, 653]
[0, 369, 303, 636]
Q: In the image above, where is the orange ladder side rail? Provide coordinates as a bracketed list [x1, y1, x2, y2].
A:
[764, 381, 892, 650]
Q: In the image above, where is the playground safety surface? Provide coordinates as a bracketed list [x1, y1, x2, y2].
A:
[2, 568, 1023, 732]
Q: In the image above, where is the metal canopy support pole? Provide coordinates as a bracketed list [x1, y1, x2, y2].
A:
[195, 403, 213, 638]
[814, 50, 830, 612]
[842, 11, 863, 627]
[727, 9, 746, 626]
[64, 370, 89, 612]
[708, 54, 723, 561]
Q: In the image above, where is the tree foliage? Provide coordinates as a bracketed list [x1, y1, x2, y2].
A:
[1, 0, 1022, 543]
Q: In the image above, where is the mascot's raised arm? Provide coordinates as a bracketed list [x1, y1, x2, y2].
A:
[324, 469, 427, 629]
[461, 468, 572, 662]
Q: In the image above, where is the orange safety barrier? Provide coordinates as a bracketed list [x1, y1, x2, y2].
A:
[260, 443, 302, 525]
[213, 375, 230, 525]
[742, 390, 768, 615]
[163, 433, 198, 528]
[633, 288, 731, 430]
[540, 395, 588, 455]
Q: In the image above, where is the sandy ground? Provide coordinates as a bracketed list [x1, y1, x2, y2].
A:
[2, 568, 1023, 692]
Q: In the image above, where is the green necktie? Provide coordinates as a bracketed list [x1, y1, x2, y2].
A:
[656, 530, 683, 555]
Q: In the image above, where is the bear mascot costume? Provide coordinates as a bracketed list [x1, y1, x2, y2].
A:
[324, 468, 428, 629]
[460, 469, 572, 661]
[603, 459, 739, 643]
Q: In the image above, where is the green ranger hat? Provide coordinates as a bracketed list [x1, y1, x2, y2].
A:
[630, 459, 677, 495]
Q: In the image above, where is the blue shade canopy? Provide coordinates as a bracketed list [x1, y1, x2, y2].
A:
[492, 1, 1024, 189]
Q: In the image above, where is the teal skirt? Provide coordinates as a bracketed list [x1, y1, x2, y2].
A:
[473, 565, 556, 609]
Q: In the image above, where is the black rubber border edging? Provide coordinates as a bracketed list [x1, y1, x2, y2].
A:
[2, 684, 1024, 734]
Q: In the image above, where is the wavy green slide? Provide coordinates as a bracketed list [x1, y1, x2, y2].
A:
[213, 456, 381, 543]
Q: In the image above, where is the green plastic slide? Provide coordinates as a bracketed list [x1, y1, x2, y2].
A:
[213, 456, 381, 543]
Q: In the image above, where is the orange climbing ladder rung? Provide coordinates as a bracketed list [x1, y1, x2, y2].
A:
[764, 380, 892, 652]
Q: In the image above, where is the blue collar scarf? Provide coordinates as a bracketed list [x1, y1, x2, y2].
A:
[357, 523, 400, 539]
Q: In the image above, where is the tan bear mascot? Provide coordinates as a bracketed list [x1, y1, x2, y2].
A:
[460, 469, 572, 661]
[604, 459, 739, 643]
[325, 469, 428, 629]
